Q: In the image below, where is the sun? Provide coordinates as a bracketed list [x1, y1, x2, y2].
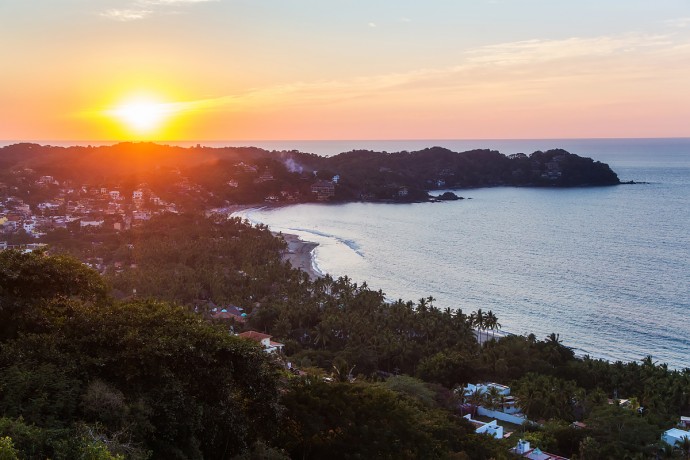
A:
[108, 95, 176, 137]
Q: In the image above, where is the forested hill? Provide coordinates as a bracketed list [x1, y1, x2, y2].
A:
[2, 219, 689, 459]
[0, 143, 619, 201]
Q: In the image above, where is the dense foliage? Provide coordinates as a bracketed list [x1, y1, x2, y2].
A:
[2, 215, 689, 459]
[0, 251, 282, 459]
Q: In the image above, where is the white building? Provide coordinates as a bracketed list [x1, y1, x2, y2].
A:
[464, 382, 527, 424]
[464, 382, 511, 397]
[80, 219, 104, 228]
[463, 414, 504, 439]
[662, 428, 690, 447]
[22, 220, 36, 233]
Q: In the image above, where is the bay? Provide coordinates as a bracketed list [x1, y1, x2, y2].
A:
[238, 138, 690, 369]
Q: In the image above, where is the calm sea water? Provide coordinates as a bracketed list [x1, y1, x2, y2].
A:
[237, 139, 690, 369]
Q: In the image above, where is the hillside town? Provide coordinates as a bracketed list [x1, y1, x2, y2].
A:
[0, 163, 338, 249]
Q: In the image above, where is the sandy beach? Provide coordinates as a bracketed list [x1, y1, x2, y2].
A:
[222, 204, 322, 281]
[279, 233, 321, 281]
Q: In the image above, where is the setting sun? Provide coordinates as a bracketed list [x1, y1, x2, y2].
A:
[108, 95, 177, 137]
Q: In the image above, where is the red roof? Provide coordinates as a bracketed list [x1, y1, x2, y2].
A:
[239, 331, 272, 342]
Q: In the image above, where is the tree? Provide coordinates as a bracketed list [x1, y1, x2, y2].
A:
[0, 294, 283, 459]
[513, 374, 580, 421]
[0, 437, 19, 460]
[469, 309, 486, 343]
[484, 310, 501, 340]
[278, 380, 486, 459]
[483, 386, 504, 411]
[578, 436, 602, 460]
[0, 250, 108, 339]
[464, 389, 486, 418]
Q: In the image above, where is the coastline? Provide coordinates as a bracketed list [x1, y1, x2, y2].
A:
[280, 233, 322, 281]
[223, 204, 323, 282]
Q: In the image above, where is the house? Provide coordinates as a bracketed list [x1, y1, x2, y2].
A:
[132, 210, 152, 221]
[80, 219, 105, 228]
[37, 175, 57, 185]
[511, 440, 569, 460]
[311, 180, 335, 201]
[463, 414, 504, 439]
[236, 162, 258, 174]
[662, 428, 690, 447]
[238, 331, 284, 353]
[255, 169, 275, 183]
[463, 382, 528, 424]
[464, 382, 511, 397]
[211, 305, 247, 324]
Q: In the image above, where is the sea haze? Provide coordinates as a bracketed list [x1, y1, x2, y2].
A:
[239, 138, 690, 370]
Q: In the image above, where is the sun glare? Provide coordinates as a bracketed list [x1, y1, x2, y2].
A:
[108, 95, 176, 137]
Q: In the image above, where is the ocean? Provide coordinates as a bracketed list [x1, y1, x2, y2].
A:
[235, 138, 690, 370]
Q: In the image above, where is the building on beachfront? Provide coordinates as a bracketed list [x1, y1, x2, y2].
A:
[463, 414, 504, 439]
[511, 439, 569, 460]
[662, 427, 690, 447]
[238, 331, 284, 353]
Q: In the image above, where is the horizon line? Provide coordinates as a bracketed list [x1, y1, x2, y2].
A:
[3, 136, 690, 145]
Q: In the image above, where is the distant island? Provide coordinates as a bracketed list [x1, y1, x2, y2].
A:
[0, 143, 620, 209]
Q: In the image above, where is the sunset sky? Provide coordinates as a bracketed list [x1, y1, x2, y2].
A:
[2, 0, 690, 141]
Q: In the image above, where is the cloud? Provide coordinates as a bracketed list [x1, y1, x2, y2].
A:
[144, 0, 218, 4]
[464, 34, 672, 66]
[100, 8, 154, 21]
[88, 31, 690, 117]
[368, 22, 377, 28]
[100, 0, 217, 21]
[665, 17, 690, 28]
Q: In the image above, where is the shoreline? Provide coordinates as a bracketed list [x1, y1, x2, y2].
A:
[219, 204, 632, 365]
[279, 233, 322, 281]
[222, 204, 323, 282]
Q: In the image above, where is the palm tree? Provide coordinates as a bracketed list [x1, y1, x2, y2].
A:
[312, 322, 332, 349]
[484, 386, 504, 411]
[465, 388, 485, 417]
[485, 310, 502, 340]
[471, 309, 486, 343]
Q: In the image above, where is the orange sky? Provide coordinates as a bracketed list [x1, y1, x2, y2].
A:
[2, 1, 690, 141]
